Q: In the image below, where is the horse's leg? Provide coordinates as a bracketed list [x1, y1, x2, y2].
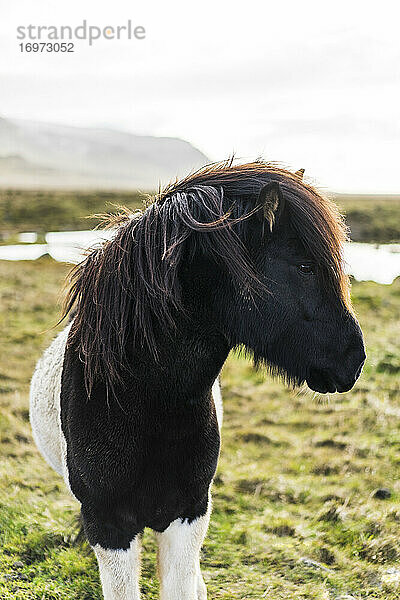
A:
[156, 503, 211, 600]
[81, 506, 141, 600]
[93, 538, 141, 600]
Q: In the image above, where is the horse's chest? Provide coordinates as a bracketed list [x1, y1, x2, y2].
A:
[61, 363, 220, 531]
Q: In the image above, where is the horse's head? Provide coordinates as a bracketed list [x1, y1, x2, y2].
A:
[65, 160, 365, 396]
[189, 166, 366, 394]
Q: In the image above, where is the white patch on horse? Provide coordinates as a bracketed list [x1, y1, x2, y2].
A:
[94, 538, 141, 600]
[156, 500, 211, 600]
[211, 378, 223, 430]
[29, 323, 72, 492]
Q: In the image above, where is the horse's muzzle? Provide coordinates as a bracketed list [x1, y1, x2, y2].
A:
[306, 347, 366, 394]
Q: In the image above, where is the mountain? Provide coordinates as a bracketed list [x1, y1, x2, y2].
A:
[0, 117, 209, 190]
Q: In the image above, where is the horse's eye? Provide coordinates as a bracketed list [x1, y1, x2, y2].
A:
[299, 263, 314, 274]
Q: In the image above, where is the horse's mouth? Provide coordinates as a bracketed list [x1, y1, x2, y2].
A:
[306, 366, 362, 395]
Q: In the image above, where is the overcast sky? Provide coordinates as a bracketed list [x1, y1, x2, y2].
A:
[0, 0, 399, 192]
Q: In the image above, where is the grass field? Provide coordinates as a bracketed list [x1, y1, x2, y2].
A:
[0, 190, 142, 240]
[1, 189, 400, 243]
[337, 194, 400, 244]
[0, 257, 399, 599]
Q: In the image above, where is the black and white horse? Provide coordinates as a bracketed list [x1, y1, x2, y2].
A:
[30, 161, 366, 599]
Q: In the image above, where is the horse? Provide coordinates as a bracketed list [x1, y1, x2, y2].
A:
[30, 160, 366, 600]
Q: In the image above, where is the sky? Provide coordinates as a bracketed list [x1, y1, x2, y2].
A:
[0, 0, 399, 193]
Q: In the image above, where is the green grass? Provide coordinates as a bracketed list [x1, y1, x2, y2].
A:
[1, 189, 400, 243]
[0, 190, 143, 238]
[337, 194, 400, 243]
[0, 258, 399, 598]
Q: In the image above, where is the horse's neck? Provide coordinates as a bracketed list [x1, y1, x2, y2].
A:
[129, 326, 229, 407]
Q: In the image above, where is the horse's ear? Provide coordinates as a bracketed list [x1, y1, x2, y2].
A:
[256, 181, 285, 230]
[295, 168, 305, 180]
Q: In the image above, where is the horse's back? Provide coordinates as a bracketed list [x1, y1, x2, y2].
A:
[30, 324, 71, 478]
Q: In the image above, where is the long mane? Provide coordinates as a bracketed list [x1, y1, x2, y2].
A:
[63, 159, 350, 395]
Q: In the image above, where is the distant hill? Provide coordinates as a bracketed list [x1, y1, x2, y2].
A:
[0, 117, 209, 190]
